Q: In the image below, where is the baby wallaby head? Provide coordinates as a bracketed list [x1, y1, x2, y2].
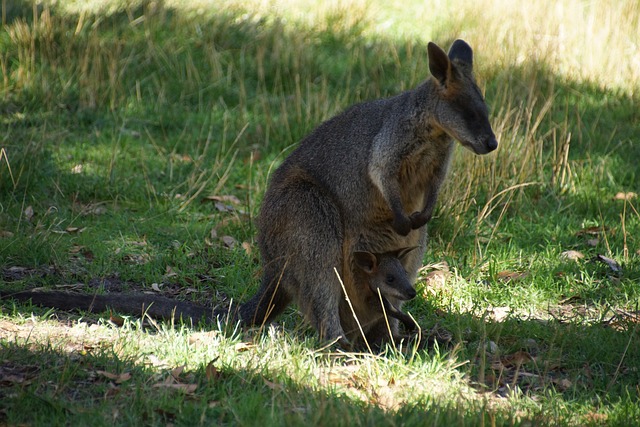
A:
[353, 247, 418, 301]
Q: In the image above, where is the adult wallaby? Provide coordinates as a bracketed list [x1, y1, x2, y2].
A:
[238, 39, 497, 347]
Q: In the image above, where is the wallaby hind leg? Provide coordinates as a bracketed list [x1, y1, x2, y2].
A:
[254, 168, 347, 344]
[363, 315, 402, 350]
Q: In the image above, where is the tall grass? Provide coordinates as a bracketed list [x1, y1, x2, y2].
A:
[4, 0, 636, 230]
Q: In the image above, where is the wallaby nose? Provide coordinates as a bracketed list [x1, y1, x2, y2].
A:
[405, 287, 417, 300]
[485, 135, 498, 152]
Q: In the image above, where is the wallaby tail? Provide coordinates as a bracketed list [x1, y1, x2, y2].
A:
[1, 291, 217, 324]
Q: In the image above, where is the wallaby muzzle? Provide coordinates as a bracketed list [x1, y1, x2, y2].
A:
[402, 286, 417, 300]
[482, 134, 499, 153]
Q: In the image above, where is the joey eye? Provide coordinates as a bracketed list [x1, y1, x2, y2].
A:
[386, 274, 395, 284]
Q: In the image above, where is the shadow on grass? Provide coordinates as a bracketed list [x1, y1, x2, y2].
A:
[0, 327, 514, 427]
[1, 296, 639, 426]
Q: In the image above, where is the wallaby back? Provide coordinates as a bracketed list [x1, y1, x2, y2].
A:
[238, 39, 497, 348]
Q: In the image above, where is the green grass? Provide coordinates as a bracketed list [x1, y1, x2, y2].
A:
[1, 0, 639, 425]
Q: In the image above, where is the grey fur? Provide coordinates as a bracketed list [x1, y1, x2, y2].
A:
[238, 39, 497, 348]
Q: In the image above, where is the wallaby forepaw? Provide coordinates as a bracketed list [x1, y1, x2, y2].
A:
[392, 215, 412, 236]
[409, 211, 431, 229]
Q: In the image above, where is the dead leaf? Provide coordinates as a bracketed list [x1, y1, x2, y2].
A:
[0, 230, 14, 238]
[585, 412, 608, 423]
[24, 206, 34, 221]
[263, 378, 283, 391]
[586, 238, 599, 247]
[496, 271, 529, 282]
[164, 266, 178, 278]
[560, 250, 584, 261]
[576, 226, 607, 236]
[501, 351, 533, 368]
[171, 365, 185, 380]
[153, 383, 197, 394]
[151, 283, 162, 292]
[234, 342, 254, 352]
[69, 244, 85, 254]
[170, 153, 193, 163]
[96, 370, 131, 384]
[614, 192, 637, 201]
[71, 164, 84, 174]
[109, 313, 125, 327]
[78, 203, 108, 216]
[145, 355, 169, 368]
[487, 306, 511, 322]
[242, 241, 252, 256]
[422, 270, 451, 290]
[65, 226, 85, 233]
[122, 254, 150, 265]
[594, 254, 622, 273]
[221, 235, 237, 248]
[214, 202, 235, 213]
[203, 195, 242, 205]
[490, 358, 505, 370]
[205, 359, 221, 381]
[551, 377, 572, 391]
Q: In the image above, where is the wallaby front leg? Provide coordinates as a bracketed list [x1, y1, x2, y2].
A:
[390, 197, 412, 236]
[369, 133, 412, 236]
[370, 174, 411, 236]
[382, 296, 417, 331]
[408, 186, 439, 230]
[408, 199, 434, 229]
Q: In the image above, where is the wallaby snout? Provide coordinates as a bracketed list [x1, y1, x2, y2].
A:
[485, 135, 498, 152]
[474, 134, 498, 154]
[404, 286, 417, 300]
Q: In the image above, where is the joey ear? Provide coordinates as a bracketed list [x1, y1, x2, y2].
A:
[353, 251, 377, 274]
[396, 246, 419, 260]
[427, 41, 451, 86]
[448, 39, 473, 67]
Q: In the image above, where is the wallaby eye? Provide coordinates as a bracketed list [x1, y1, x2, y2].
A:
[386, 274, 395, 284]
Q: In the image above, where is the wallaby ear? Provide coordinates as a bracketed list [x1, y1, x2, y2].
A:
[448, 39, 473, 67]
[396, 246, 419, 260]
[353, 251, 377, 274]
[427, 41, 451, 86]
